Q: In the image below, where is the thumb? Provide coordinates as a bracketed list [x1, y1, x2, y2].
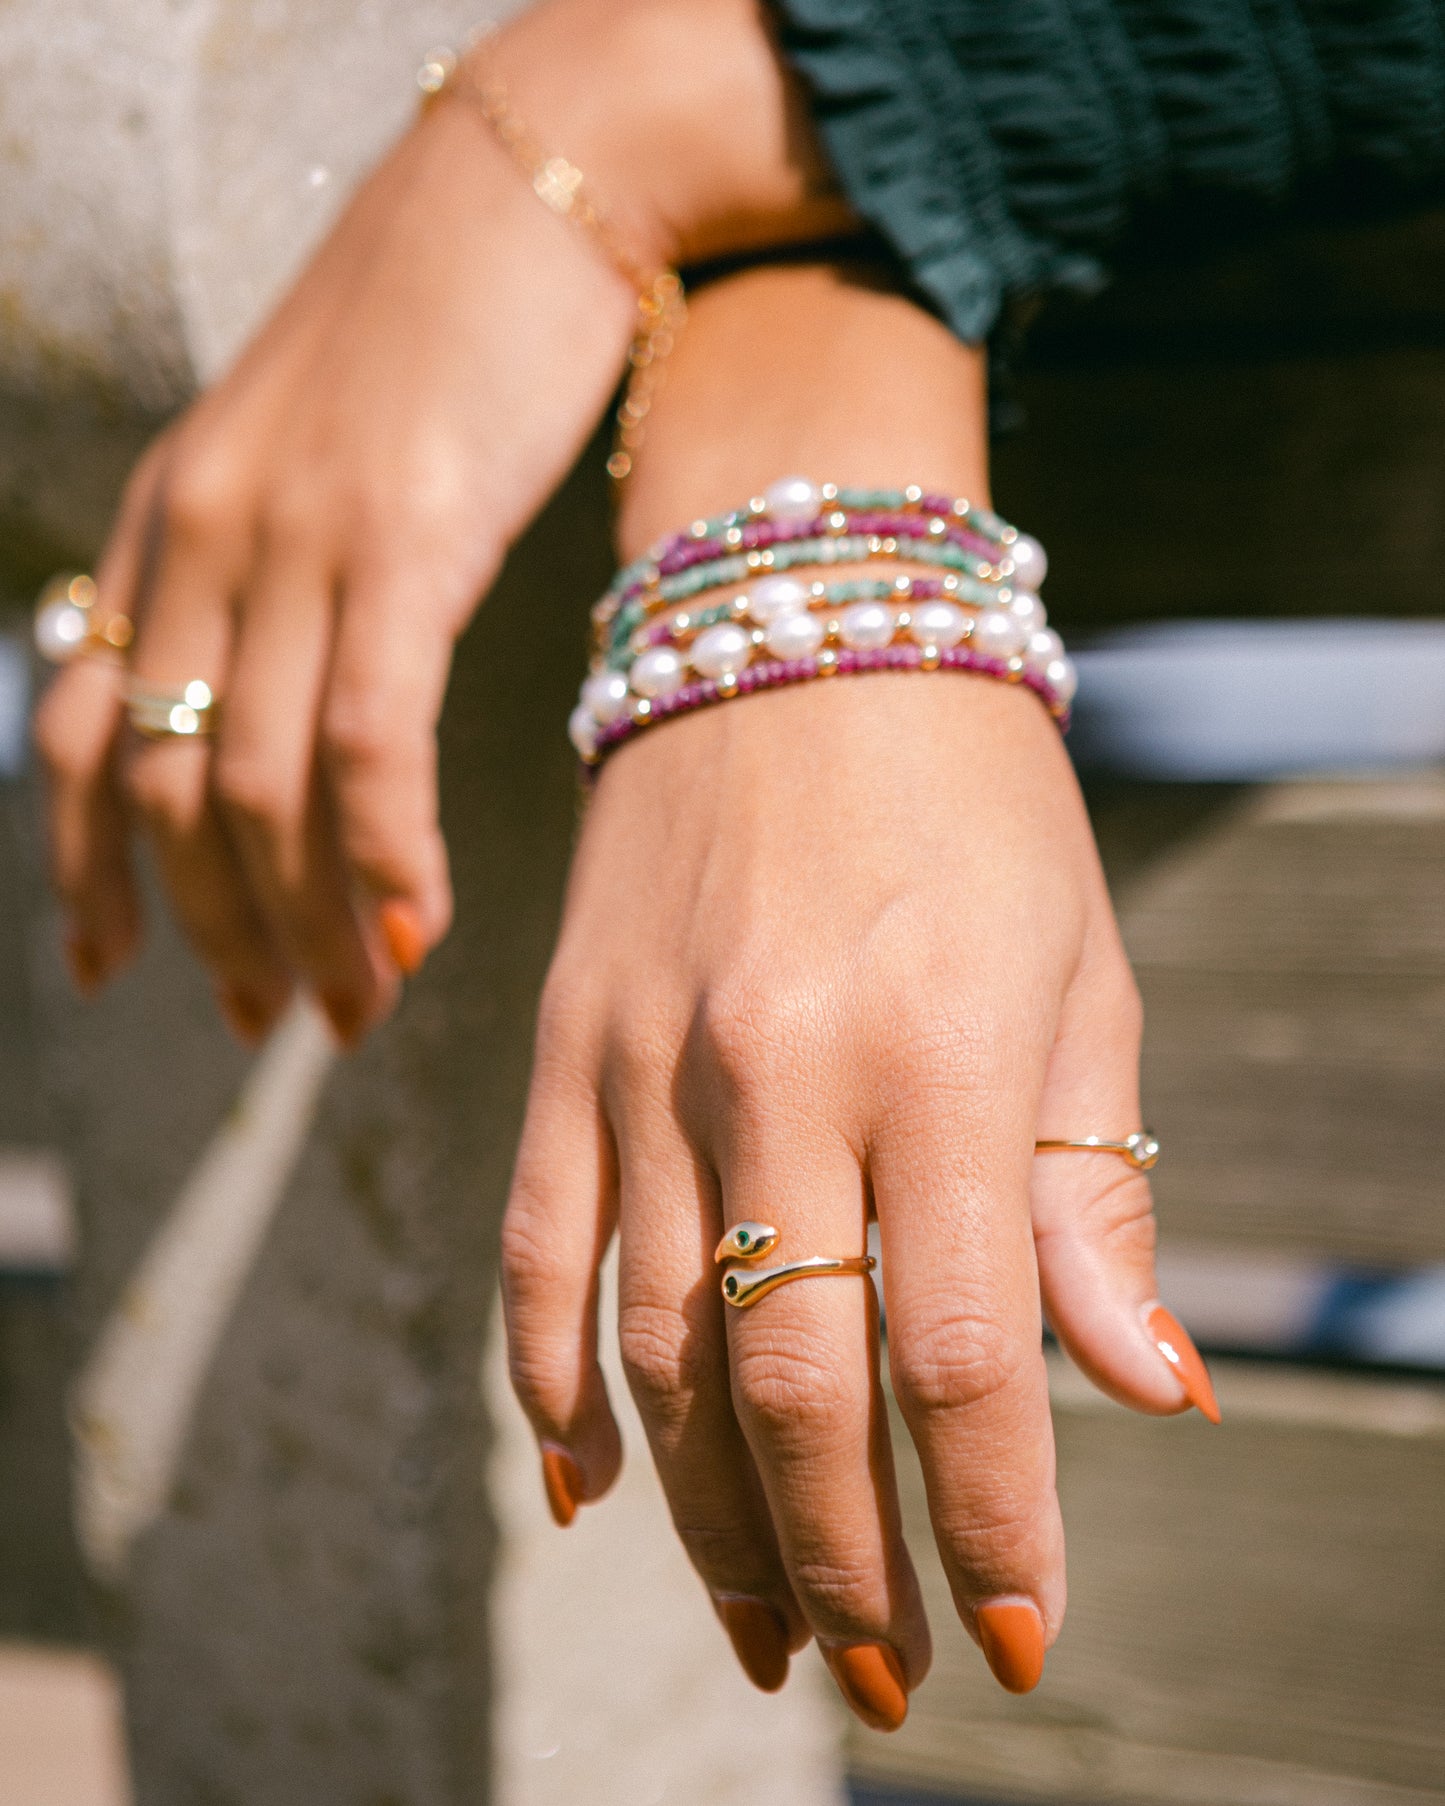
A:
[1030, 929, 1220, 1424]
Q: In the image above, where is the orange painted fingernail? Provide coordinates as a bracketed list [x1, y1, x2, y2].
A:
[823, 1642, 908, 1732]
[379, 901, 427, 976]
[64, 934, 104, 996]
[717, 1597, 790, 1693]
[976, 1599, 1046, 1693]
[540, 1444, 584, 1527]
[1146, 1303, 1222, 1424]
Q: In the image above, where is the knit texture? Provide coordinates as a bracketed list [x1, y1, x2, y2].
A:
[773, 0, 1445, 339]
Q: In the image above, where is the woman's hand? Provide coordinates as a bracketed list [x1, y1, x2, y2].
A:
[34, 0, 850, 1045]
[501, 265, 1215, 1725]
[503, 674, 1204, 1720]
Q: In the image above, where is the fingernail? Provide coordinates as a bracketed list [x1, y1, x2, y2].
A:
[976, 1598, 1046, 1694]
[379, 900, 427, 976]
[320, 989, 367, 1048]
[822, 1641, 908, 1732]
[540, 1444, 584, 1527]
[1145, 1303, 1222, 1424]
[716, 1596, 790, 1693]
[64, 934, 104, 996]
[216, 984, 271, 1047]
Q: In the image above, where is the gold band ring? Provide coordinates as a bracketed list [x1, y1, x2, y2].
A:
[1033, 1131, 1160, 1171]
[714, 1220, 876, 1311]
[125, 678, 219, 740]
[33, 573, 133, 664]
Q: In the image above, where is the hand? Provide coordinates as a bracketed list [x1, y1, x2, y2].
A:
[500, 265, 1214, 1727]
[34, 0, 851, 1045]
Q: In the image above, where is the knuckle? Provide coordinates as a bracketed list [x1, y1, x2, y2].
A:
[159, 448, 246, 547]
[123, 752, 199, 840]
[617, 1299, 695, 1425]
[696, 972, 819, 1101]
[889, 1306, 1025, 1420]
[785, 1550, 880, 1623]
[499, 1203, 560, 1309]
[211, 750, 294, 839]
[671, 1517, 759, 1584]
[321, 681, 416, 780]
[534, 968, 601, 1066]
[731, 1344, 855, 1445]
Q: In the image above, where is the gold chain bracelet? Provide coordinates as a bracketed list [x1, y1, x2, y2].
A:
[418, 31, 686, 486]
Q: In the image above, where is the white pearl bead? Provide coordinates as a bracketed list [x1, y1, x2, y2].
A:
[1026, 628, 1064, 671]
[1005, 532, 1047, 588]
[630, 646, 686, 698]
[972, 609, 1028, 659]
[34, 598, 89, 664]
[1008, 589, 1046, 634]
[764, 610, 825, 659]
[745, 575, 809, 623]
[907, 600, 968, 648]
[690, 622, 752, 678]
[838, 601, 895, 651]
[1044, 655, 1078, 705]
[582, 668, 632, 725]
[762, 475, 821, 521]
[568, 704, 599, 759]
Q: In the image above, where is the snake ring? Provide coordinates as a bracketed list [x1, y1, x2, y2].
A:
[714, 1220, 876, 1310]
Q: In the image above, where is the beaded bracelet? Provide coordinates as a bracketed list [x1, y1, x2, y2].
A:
[600, 536, 1026, 664]
[570, 480, 1074, 767]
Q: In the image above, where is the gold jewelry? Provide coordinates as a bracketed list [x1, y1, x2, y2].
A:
[125, 679, 218, 740]
[714, 1219, 876, 1311]
[417, 32, 686, 487]
[33, 573, 133, 665]
[1033, 1131, 1160, 1171]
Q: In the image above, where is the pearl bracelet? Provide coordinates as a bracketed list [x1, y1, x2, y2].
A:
[570, 481, 1073, 767]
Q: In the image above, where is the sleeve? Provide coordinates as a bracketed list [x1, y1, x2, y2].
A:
[771, 0, 1445, 343]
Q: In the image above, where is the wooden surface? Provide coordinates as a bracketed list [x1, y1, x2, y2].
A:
[850, 1356, 1445, 1806]
[1119, 779, 1445, 1266]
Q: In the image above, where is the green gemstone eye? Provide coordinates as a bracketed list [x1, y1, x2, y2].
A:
[736, 1230, 751, 1248]
[725, 1276, 738, 1296]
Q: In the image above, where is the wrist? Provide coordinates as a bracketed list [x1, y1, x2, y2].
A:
[487, 0, 856, 273]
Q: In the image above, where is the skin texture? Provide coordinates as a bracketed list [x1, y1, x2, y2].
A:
[34, 0, 1214, 1726]
[33, 0, 850, 1044]
[502, 267, 1207, 1720]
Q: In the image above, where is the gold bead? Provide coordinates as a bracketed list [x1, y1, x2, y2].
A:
[716, 672, 739, 698]
[920, 644, 941, 669]
[817, 649, 839, 674]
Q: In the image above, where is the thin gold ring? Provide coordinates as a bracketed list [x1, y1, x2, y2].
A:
[714, 1220, 876, 1311]
[1033, 1131, 1160, 1171]
[125, 678, 219, 741]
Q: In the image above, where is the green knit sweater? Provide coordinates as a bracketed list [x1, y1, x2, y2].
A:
[773, 1, 1445, 340]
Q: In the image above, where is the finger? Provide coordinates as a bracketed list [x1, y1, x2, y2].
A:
[124, 462, 292, 1038]
[321, 563, 456, 973]
[873, 1023, 1063, 1698]
[610, 1070, 807, 1694]
[501, 995, 624, 1525]
[1032, 925, 1220, 1423]
[32, 441, 170, 986]
[703, 1079, 928, 1731]
[33, 660, 138, 990]
[214, 552, 391, 1043]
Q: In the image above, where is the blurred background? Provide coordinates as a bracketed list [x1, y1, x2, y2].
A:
[1, 4, 1442, 1804]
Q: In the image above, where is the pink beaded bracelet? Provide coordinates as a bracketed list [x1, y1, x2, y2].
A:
[570, 480, 1072, 768]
